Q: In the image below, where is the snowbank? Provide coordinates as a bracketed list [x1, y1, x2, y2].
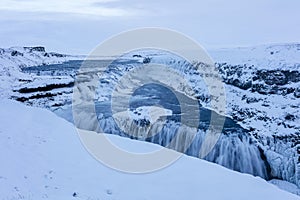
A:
[0, 100, 299, 200]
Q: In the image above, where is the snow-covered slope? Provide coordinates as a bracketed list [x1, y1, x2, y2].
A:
[0, 99, 299, 200]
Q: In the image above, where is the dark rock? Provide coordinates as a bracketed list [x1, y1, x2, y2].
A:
[258, 70, 287, 86]
[24, 46, 45, 52]
[285, 114, 296, 121]
[281, 87, 295, 95]
[294, 88, 300, 98]
[249, 127, 256, 131]
[49, 52, 66, 57]
[17, 82, 74, 93]
[11, 51, 23, 56]
[252, 76, 260, 81]
[284, 71, 300, 82]
[251, 84, 269, 95]
[31, 46, 45, 52]
[15, 92, 60, 102]
[134, 118, 150, 127]
[232, 107, 255, 121]
[257, 115, 270, 122]
[246, 97, 261, 104]
[256, 70, 300, 86]
[143, 57, 151, 64]
[231, 79, 252, 90]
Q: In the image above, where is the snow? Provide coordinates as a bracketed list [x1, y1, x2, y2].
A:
[223, 84, 300, 137]
[0, 46, 82, 99]
[127, 106, 172, 124]
[209, 43, 300, 70]
[270, 179, 300, 196]
[207, 44, 300, 137]
[0, 99, 299, 200]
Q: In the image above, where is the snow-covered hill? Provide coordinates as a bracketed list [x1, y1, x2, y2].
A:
[0, 99, 299, 200]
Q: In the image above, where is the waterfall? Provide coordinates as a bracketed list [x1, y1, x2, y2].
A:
[70, 53, 271, 180]
[93, 112, 270, 179]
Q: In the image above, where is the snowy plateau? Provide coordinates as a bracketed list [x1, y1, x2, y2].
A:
[0, 44, 300, 199]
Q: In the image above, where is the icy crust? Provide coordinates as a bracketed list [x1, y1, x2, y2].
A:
[0, 99, 299, 200]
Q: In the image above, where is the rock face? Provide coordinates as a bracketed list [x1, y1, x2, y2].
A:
[11, 50, 23, 56]
[294, 88, 300, 98]
[217, 64, 300, 96]
[49, 52, 66, 58]
[257, 70, 288, 85]
[24, 46, 46, 52]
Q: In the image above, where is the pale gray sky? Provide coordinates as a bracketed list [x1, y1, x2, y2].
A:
[0, 0, 299, 54]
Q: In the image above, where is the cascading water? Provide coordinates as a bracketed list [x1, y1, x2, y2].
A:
[94, 106, 270, 179]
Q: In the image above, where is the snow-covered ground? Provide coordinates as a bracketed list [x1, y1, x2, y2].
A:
[210, 43, 300, 70]
[0, 99, 299, 200]
[0, 46, 82, 99]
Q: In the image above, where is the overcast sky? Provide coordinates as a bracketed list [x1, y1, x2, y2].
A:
[0, 0, 299, 54]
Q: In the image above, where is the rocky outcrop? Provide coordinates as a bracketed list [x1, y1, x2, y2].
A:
[11, 50, 23, 56]
[24, 46, 46, 52]
[217, 63, 300, 97]
[294, 88, 300, 98]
